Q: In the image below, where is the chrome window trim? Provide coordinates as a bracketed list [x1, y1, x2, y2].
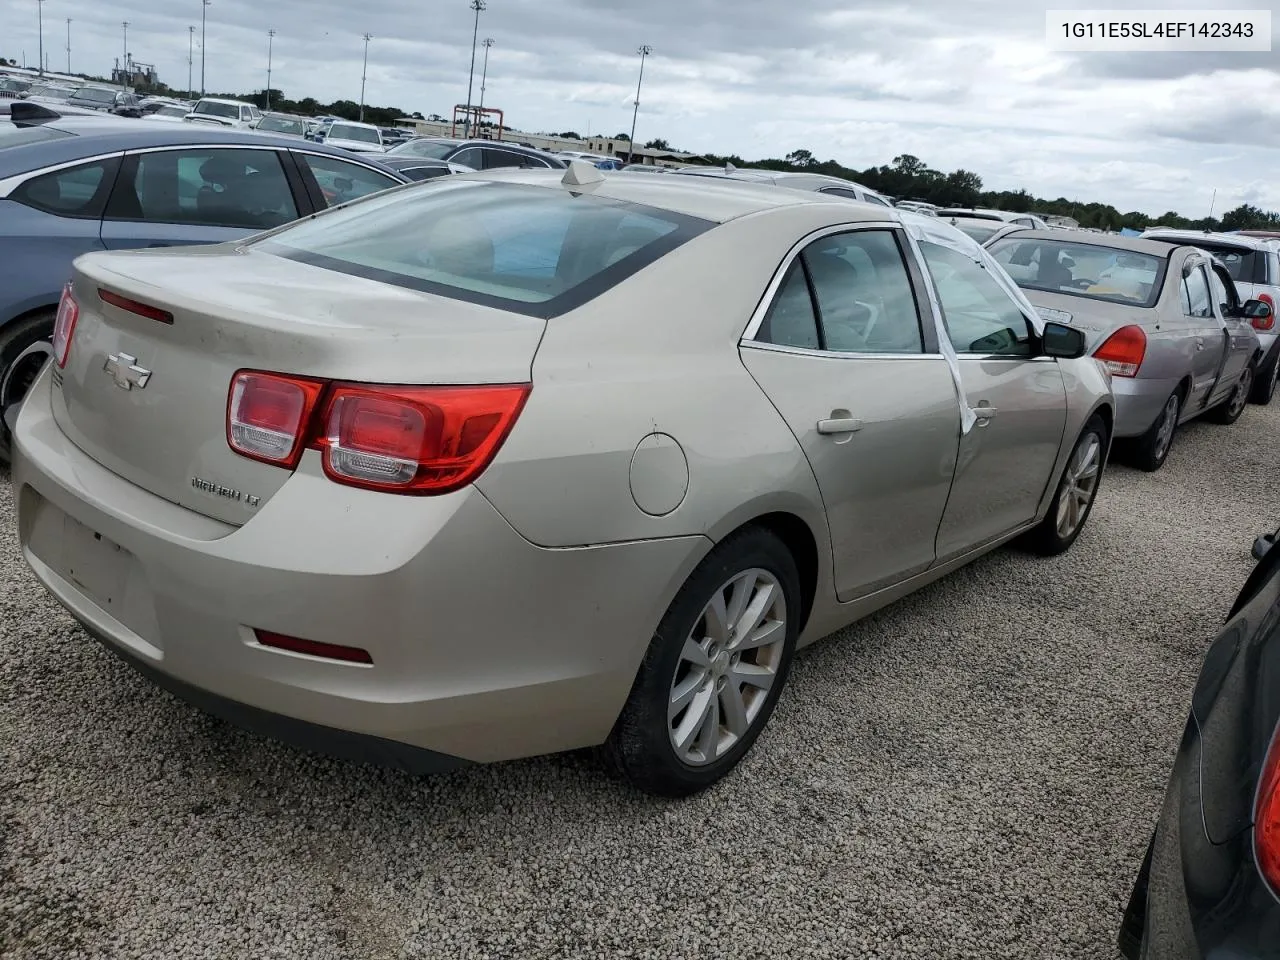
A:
[737, 219, 906, 344]
[741, 340, 946, 362]
[289, 148, 404, 181]
[0, 150, 126, 198]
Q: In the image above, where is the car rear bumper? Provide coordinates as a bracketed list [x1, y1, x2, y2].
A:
[12, 367, 707, 766]
[1111, 375, 1179, 438]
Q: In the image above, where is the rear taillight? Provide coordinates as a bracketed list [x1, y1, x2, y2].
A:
[225, 372, 530, 495]
[51, 283, 79, 369]
[1257, 728, 1280, 895]
[315, 383, 530, 494]
[1254, 294, 1276, 331]
[1093, 324, 1147, 377]
[227, 371, 326, 468]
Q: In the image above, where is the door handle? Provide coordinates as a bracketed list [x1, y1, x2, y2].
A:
[816, 417, 863, 435]
[974, 405, 998, 419]
[1196, 337, 1205, 350]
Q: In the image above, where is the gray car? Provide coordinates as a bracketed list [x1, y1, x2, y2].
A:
[672, 165, 895, 207]
[10, 167, 1113, 796]
[0, 114, 410, 461]
[1141, 229, 1280, 405]
[986, 231, 1267, 471]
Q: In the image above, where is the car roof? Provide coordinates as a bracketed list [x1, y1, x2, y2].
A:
[328, 119, 378, 129]
[458, 166, 903, 224]
[0, 118, 409, 179]
[1142, 229, 1274, 251]
[990, 229, 1178, 257]
[195, 97, 255, 106]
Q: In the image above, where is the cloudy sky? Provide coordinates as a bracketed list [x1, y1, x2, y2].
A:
[7, 0, 1279, 217]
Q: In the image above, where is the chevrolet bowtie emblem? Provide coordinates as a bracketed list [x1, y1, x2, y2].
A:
[103, 352, 152, 391]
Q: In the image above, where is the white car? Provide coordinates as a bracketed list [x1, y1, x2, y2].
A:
[142, 104, 193, 123]
[184, 97, 262, 130]
[317, 120, 385, 154]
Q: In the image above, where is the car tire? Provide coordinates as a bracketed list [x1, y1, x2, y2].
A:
[1207, 364, 1254, 425]
[604, 526, 801, 798]
[0, 310, 56, 467]
[1125, 388, 1181, 473]
[1022, 413, 1107, 557]
[1248, 353, 1277, 405]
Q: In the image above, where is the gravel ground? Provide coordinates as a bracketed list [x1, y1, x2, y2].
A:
[2, 403, 1278, 960]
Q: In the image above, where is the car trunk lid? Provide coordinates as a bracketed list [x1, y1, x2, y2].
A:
[54, 244, 544, 525]
[1023, 290, 1156, 351]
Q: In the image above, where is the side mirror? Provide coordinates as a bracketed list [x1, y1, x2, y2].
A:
[1252, 532, 1275, 562]
[1242, 299, 1273, 321]
[1041, 321, 1088, 359]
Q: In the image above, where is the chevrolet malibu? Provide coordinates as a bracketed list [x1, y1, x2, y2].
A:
[11, 166, 1114, 796]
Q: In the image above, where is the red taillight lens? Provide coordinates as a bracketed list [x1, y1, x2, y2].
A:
[1093, 324, 1147, 377]
[98, 288, 174, 325]
[253, 629, 372, 665]
[1257, 728, 1280, 895]
[314, 383, 530, 494]
[1254, 294, 1276, 332]
[226, 371, 325, 468]
[51, 283, 79, 369]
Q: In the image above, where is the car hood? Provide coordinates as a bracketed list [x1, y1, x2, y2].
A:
[325, 138, 384, 153]
[185, 114, 237, 126]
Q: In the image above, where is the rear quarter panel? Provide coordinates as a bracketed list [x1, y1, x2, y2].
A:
[474, 205, 844, 557]
[0, 199, 104, 325]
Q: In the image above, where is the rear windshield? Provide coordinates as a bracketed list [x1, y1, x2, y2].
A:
[330, 124, 380, 144]
[0, 125, 74, 149]
[258, 116, 305, 134]
[389, 139, 457, 159]
[256, 180, 712, 318]
[1143, 236, 1269, 283]
[194, 100, 240, 119]
[988, 237, 1168, 308]
[74, 87, 117, 103]
[951, 221, 1003, 243]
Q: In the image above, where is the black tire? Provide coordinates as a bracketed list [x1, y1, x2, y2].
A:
[1022, 413, 1107, 556]
[1249, 352, 1277, 405]
[0, 310, 56, 466]
[604, 526, 801, 797]
[1206, 363, 1254, 425]
[1124, 388, 1181, 473]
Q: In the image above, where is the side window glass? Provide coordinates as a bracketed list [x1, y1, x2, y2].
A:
[919, 239, 1033, 356]
[449, 148, 483, 170]
[756, 262, 820, 350]
[106, 149, 298, 229]
[1181, 266, 1213, 319]
[300, 154, 399, 208]
[1207, 266, 1234, 317]
[819, 187, 861, 200]
[484, 149, 524, 170]
[803, 230, 923, 354]
[11, 158, 118, 218]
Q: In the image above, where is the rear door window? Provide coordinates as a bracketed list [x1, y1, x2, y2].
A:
[296, 153, 400, 208]
[257, 180, 711, 318]
[10, 157, 121, 218]
[1181, 265, 1214, 318]
[105, 148, 298, 229]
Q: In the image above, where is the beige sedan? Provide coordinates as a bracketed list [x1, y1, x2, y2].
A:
[11, 164, 1113, 795]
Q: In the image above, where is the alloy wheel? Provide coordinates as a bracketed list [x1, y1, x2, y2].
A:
[1228, 367, 1253, 418]
[668, 568, 787, 766]
[1153, 394, 1179, 461]
[1056, 432, 1102, 538]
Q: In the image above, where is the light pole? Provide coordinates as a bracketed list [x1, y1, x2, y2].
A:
[122, 22, 130, 90]
[629, 45, 653, 160]
[463, 0, 486, 138]
[188, 26, 194, 99]
[478, 38, 494, 112]
[359, 33, 372, 122]
[65, 18, 71, 74]
[266, 29, 275, 111]
[36, 0, 45, 78]
[200, 0, 211, 96]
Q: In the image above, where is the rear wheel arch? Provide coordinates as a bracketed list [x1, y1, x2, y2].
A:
[719, 512, 819, 634]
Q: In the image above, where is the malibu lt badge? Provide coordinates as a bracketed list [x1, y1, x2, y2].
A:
[191, 476, 261, 509]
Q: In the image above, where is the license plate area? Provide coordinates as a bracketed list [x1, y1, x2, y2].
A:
[61, 515, 129, 611]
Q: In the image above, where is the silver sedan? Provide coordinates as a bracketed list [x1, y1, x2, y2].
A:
[986, 231, 1266, 471]
[12, 166, 1113, 796]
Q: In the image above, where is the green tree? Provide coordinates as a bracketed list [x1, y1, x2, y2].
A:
[785, 148, 817, 168]
[645, 137, 671, 150]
